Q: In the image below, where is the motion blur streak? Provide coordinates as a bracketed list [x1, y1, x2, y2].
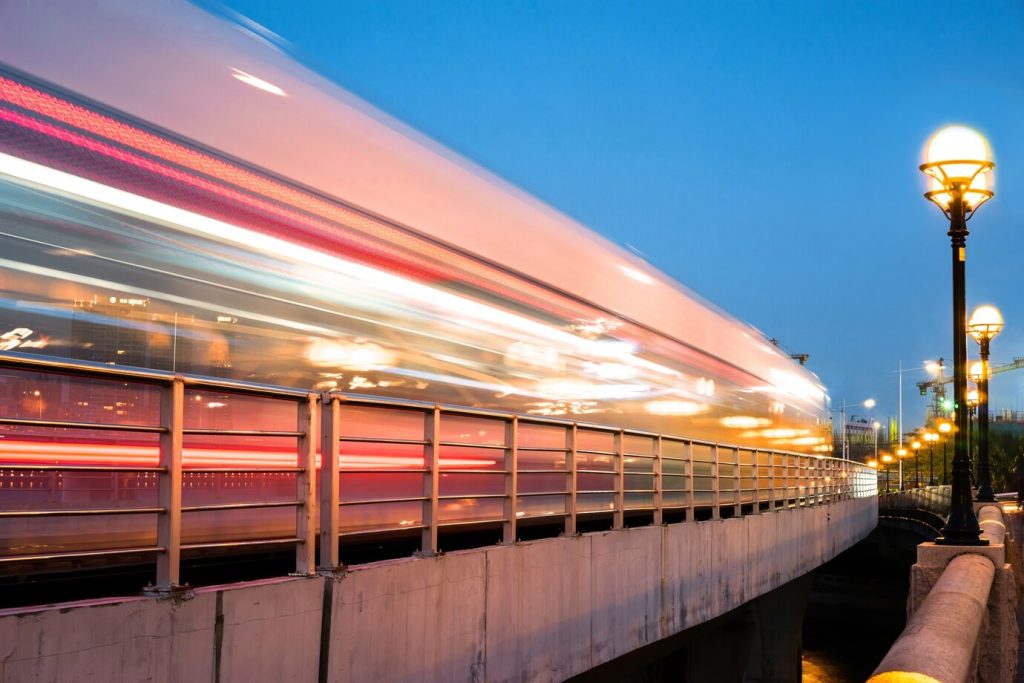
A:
[0, 0, 835, 565]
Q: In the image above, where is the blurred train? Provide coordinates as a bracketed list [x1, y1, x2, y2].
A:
[0, 1, 831, 568]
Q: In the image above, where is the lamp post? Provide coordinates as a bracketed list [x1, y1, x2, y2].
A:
[896, 447, 908, 490]
[969, 305, 1003, 502]
[920, 125, 993, 545]
[881, 453, 894, 493]
[911, 440, 922, 488]
[966, 383, 979, 477]
[872, 420, 881, 464]
[924, 431, 938, 485]
[838, 398, 876, 460]
[938, 421, 952, 485]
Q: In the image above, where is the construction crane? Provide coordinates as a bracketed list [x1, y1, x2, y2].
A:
[917, 356, 1024, 420]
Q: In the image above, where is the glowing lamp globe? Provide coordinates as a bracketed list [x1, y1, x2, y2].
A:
[968, 304, 1004, 343]
[921, 125, 994, 213]
[969, 361, 985, 381]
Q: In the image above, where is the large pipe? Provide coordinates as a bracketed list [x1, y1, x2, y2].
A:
[869, 553, 995, 683]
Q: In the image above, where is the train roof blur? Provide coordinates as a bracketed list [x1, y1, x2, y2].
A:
[0, 0, 826, 406]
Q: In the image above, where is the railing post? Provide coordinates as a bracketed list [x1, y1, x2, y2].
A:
[318, 392, 340, 570]
[733, 447, 741, 517]
[156, 377, 184, 591]
[565, 424, 577, 535]
[295, 393, 318, 575]
[422, 406, 440, 555]
[613, 430, 624, 529]
[685, 441, 695, 522]
[503, 416, 518, 544]
[752, 449, 760, 513]
[711, 444, 721, 520]
[769, 451, 777, 510]
[653, 435, 663, 525]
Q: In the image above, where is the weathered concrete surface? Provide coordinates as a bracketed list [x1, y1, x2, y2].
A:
[219, 577, 323, 682]
[0, 591, 216, 682]
[873, 503, 1020, 683]
[0, 497, 876, 682]
[871, 553, 996, 683]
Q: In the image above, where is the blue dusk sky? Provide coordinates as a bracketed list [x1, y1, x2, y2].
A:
[221, 0, 1024, 429]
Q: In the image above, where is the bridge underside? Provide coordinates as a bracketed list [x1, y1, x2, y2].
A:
[0, 497, 876, 682]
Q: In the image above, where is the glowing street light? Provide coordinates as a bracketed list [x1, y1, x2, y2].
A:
[896, 447, 908, 491]
[924, 432, 939, 485]
[969, 304, 1003, 502]
[881, 452, 895, 493]
[920, 125, 993, 545]
[837, 397, 877, 460]
[911, 440, 922, 488]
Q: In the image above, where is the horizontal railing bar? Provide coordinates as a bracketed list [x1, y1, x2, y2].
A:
[438, 469, 507, 475]
[437, 494, 506, 501]
[576, 468, 615, 475]
[181, 501, 300, 512]
[623, 489, 655, 494]
[438, 442, 506, 450]
[184, 467, 304, 474]
[0, 507, 163, 517]
[0, 464, 165, 473]
[517, 468, 567, 474]
[437, 517, 506, 528]
[340, 496, 428, 506]
[339, 468, 429, 474]
[339, 436, 429, 446]
[0, 546, 164, 563]
[576, 509, 615, 516]
[182, 429, 304, 437]
[338, 524, 426, 536]
[181, 538, 301, 551]
[516, 446, 570, 453]
[577, 489, 616, 495]
[515, 490, 567, 498]
[0, 417, 165, 433]
[576, 449, 617, 456]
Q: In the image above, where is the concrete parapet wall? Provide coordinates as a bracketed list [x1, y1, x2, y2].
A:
[871, 504, 1020, 683]
[0, 497, 876, 683]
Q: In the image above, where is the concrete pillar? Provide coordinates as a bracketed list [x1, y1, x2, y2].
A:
[684, 605, 756, 682]
[744, 572, 815, 682]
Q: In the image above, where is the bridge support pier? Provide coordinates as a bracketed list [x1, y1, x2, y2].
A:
[743, 573, 814, 682]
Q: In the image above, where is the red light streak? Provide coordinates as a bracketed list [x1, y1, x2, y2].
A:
[0, 441, 493, 469]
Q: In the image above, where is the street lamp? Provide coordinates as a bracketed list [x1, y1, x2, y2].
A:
[911, 440, 922, 488]
[896, 447, 908, 490]
[837, 397, 876, 460]
[920, 124, 993, 545]
[881, 452, 894, 493]
[966, 384, 979, 475]
[938, 421, 952, 485]
[924, 431, 938, 485]
[969, 304, 1003, 502]
[872, 420, 881, 464]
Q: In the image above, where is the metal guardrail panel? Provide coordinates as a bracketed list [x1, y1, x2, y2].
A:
[0, 353, 878, 588]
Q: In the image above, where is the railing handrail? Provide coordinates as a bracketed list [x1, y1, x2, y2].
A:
[0, 352, 877, 592]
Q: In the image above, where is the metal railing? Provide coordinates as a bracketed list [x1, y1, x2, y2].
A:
[878, 485, 951, 516]
[0, 352, 877, 591]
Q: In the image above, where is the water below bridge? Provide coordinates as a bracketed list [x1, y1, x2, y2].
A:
[801, 526, 911, 682]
